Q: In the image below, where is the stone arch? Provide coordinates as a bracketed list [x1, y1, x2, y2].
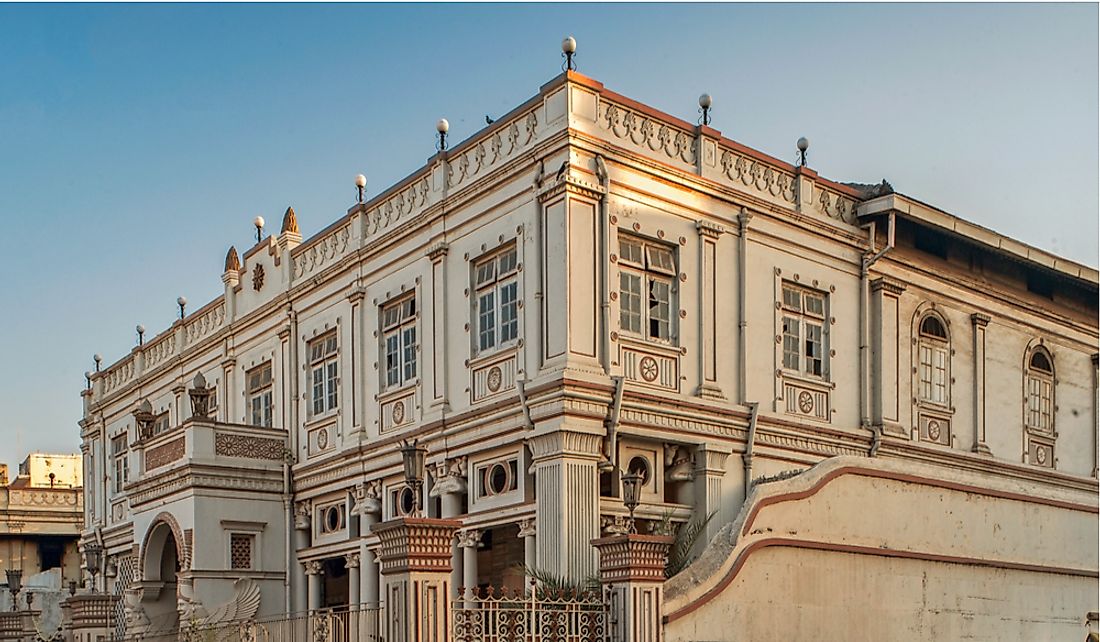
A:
[138, 511, 185, 581]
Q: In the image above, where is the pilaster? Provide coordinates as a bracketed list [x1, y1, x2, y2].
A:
[374, 517, 461, 642]
[971, 313, 992, 455]
[693, 443, 731, 544]
[695, 220, 726, 400]
[592, 534, 672, 642]
[870, 277, 907, 436]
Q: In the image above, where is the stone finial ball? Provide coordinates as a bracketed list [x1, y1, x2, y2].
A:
[698, 93, 712, 109]
[84, 371, 93, 380]
[562, 36, 577, 54]
[177, 296, 187, 307]
[436, 118, 450, 134]
[136, 324, 145, 334]
[797, 137, 810, 152]
[253, 215, 265, 229]
[355, 174, 367, 188]
[93, 354, 102, 363]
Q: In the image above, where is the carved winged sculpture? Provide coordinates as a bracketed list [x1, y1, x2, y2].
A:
[123, 587, 150, 631]
[199, 578, 262, 626]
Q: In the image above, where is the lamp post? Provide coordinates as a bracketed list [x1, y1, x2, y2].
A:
[435, 119, 449, 152]
[399, 439, 428, 517]
[5, 569, 21, 611]
[355, 174, 367, 204]
[84, 543, 102, 593]
[620, 472, 644, 534]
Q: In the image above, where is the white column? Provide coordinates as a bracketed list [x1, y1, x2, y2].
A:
[292, 502, 311, 613]
[362, 549, 379, 607]
[457, 529, 482, 607]
[430, 458, 467, 600]
[518, 518, 537, 587]
[345, 553, 360, 606]
[1092, 353, 1099, 478]
[354, 481, 382, 607]
[304, 561, 323, 612]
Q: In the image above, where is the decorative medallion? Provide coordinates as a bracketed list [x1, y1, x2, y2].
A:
[797, 391, 814, 414]
[1036, 446, 1047, 465]
[316, 427, 329, 450]
[486, 366, 503, 392]
[639, 356, 659, 382]
[927, 420, 941, 441]
[252, 263, 265, 291]
[391, 400, 406, 425]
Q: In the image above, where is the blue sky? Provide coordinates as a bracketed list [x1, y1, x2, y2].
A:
[0, 3, 1096, 471]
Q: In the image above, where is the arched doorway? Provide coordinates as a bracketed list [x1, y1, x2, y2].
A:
[140, 521, 182, 633]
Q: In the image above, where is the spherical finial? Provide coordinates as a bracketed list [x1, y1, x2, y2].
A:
[177, 296, 187, 308]
[355, 174, 367, 188]
[797, 137, 809, 152]
[562, 36, 577, 55]
[93, 354, 102, 364]
[84, 370, 93, 380]
[253, 215, 265, 230]
[698, 93, 713, 109]
[136, 324, 145, 335]
[436, 118, 450, 134]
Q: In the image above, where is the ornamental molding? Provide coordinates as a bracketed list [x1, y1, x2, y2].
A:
[971, 313, 991, 328]
[344, 552, 360, 569]
[536, 171, 605, 204]
[427, 242, 450, 261]
[213, 433, 285, 461]
[126, 464, 283, 509]
[870, 277, 907, 297]
[600, 101, 697, 167]
[526, 430, 604, 461]
[455, 528, 483, 548]
[695, 220, 724, 240]
[517, 518, 536, 538]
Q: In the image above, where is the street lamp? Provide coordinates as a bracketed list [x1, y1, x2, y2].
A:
[399, 439, 428, 517]
[84, 543, 102, 592]
[620, 472, 644, 534]
[5, 569, 21, 611]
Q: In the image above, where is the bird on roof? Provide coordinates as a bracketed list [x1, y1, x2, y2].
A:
[485, 115, 495, 125]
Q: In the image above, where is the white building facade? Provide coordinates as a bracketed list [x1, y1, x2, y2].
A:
[78, 68, 1099, 639]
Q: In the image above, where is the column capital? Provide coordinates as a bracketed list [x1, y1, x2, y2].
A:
[351, 480, 383, 516]
[737, 207, 754, 228]
[344, 553, 360, 569]
[427, 242, 450, 261]
[456, 528, 483, 548]
[527, 428, 604, 462]
[591, 534, 673, 583]
[303, 560, 324, 576]
[517, 518, 537, 539]
[695, 220, 724, 240]
[870, 277, 906, 296]
[693, 443, 731, 476]
[374, 517, 461, 575]
[971, 313, 991, 328]
[429, 457, 468, 498]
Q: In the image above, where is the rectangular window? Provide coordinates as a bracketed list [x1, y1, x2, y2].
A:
[780, 284, 828, 379]
[474, 245, 520, 355]
[152, 412, 170, 436]
[309, 332, 339, 416]
[618, 234, 676, 342]
[229, 533, 254, 570]
[247, 363, 273, 427]
[111, 435, 128, 492]
[382, 296, 418, 389]
[1027, 375, 1053, 431]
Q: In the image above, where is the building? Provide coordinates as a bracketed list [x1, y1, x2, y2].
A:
[1, 454, 84, 594]
[78, 60, 1098, 640]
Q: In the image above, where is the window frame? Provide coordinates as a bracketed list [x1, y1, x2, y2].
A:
[916, 313, 951, 407]
[381, 295, 419, 391]
[473, 244, 520, 356]
[617, 233, 677, 344]
[308, 331, 339, 418]
[780, 282, 828, 379]
[1024, 346, 1055, 433]
[246, 362, 274, 428]
[111, 434, 129, 492]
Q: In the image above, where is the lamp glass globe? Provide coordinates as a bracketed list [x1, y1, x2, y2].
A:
[797, 137, 809, 152]
[698, 93, 713, 109]
[253, 215, 265, 229]
[436, 118, 449, 134]
[355, 174, 367, 188]
[177, 296, 187, 307]
[562, 36, 577, 54]
[136, 324, 145, 334]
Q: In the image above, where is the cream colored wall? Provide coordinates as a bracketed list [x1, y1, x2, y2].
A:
[20, 453, 82, 488]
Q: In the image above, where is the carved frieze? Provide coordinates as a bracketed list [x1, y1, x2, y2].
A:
[144, 437, 185, 472]
[214, 433, 285, 461]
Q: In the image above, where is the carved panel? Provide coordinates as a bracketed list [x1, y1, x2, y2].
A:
[621, 345, 678, 391]
[782, 379, 830, 422]
[1026, 433, 1056, 469]
[917, 411, 951, 446]
[293, 223, 351, 278]
[381, 394, 415, 434]
[144, 437, 185, 472]
[214, 433, 285, 461]
[307, 424, 335, 458]
[184, 302, 226, 345]
[471, 355, 517, 403]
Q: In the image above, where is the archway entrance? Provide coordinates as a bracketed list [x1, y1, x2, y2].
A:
[140, 521, 182, 634]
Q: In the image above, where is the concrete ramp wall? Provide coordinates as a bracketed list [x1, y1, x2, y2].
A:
[663, 456, 1098, 641]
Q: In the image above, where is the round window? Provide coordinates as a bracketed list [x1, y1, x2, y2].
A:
[324, 506, 342, 533]
[627, 456, 650, 485]
[398, 486, 415, 516]
[487, 462, 511, 496]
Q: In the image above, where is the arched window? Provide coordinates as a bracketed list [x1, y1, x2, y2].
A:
[917, 314, 950, 405]
[1025, 346, 1054, 432]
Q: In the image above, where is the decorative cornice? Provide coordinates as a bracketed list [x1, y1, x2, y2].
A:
[536, 172, 605, 204]
[427, 242, 450, 261]
[870, 277, 907, 296]
[971, 313, 991, 328]
[696, 220, 724, 240]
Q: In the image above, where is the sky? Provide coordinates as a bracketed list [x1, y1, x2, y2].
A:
[0, 3, 1096, 472]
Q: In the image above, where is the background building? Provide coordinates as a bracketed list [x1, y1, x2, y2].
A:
[78, 62, 1098, 640]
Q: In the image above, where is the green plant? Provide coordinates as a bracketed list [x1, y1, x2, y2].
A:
[664, 510, 716, 578]
[521, 565, 600, 599]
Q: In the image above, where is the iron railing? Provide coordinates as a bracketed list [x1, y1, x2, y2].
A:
[452, 586, 609, 642]
[119, 606, 382, 642]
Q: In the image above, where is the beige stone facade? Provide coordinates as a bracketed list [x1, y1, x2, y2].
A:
[79, 69, 1098, 639]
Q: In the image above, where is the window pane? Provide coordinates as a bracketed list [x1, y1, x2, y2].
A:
[498, 248, 518, 274]
[804, 293, 825, 318]
[326, 361, 338, 410]
[401, 298, 416, 320]
[478, 291, 496, 351]
[619, 237, 644, 265]
[385, 334, 400, 387]
[619, 273, 642, 334]
[648, 278, 671, 340]
[403, 327, 417, 381]
[782, 317, 800, 370]
[782, 287, 801, 312]
[805, 322, 823, 376]
[475, 260, 496, 287]
[646, 245, 675, 274]
[500, 281, 518, 343]
[312, 367, 324, 415]
[382, 306, 400, 329]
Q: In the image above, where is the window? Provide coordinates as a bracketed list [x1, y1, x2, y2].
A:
[309, 332, 339, 416]
[382, 296, 418, 389]
[111, 435, 128, 492]
[152, 412, 171, 436]
[474, 245, 519, 354]
[618, 235, 675, 342]
[781, 284, 827, 377]
[229, 534, 254, 570]
[247, 363, 273, 427]
[917, 314, 950, 405]
[476, 459, 519, 498]
[317, 503, 346, 535]
[1026, 348, 1054, 432]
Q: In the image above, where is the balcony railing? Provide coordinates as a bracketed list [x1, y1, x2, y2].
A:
[452, 586, 609, 642]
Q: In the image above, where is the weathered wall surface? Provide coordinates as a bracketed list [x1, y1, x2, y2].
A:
[664, 456, 1098, 642]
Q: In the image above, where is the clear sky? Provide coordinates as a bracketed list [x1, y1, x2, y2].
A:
[0, 3, 1096, 472]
